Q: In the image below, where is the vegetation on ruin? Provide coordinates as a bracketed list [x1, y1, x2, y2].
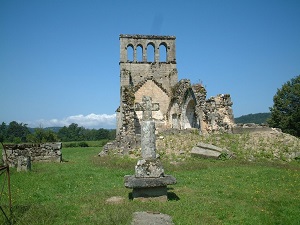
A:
[1, 136, 299, 225]
[155, 130, 300, 162]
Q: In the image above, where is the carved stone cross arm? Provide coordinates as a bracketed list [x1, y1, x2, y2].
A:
[135, 96, 160, 121]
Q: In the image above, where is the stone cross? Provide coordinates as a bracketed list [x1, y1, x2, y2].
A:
[135, 96, 159, 121]
[135, 96, 159, 159]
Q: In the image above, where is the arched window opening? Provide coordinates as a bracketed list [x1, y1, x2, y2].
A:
[159, 43, 167, 62]
[127, 45, 134, 62]
[136, 45, 143, 62]
[147, 43, 155, 62]
[184, 100, 199, 129]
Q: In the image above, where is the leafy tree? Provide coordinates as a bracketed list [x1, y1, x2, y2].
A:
[6, 121, 30, 143]
[0, 122, 7, 142]
[57, 123, 86, 141]
[57, 123, 116, 141]
[27, 128, 58, 143]
[268, 75, 300, 137]
[108, 129, 116, 140]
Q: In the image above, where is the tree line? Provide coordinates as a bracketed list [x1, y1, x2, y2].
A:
[0, 121, 116, 143]
[234, 113, 271, 124]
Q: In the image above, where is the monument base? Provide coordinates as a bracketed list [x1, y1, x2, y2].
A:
[132, 186, 167, 201]
[124, 175, 176, 201]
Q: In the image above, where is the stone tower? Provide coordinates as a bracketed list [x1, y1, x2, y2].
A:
[117, 34, 180, 137]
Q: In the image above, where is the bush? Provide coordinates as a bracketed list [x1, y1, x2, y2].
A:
[78, 142, 89, 147]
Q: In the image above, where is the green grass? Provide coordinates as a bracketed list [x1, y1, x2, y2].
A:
[1, 147, 300, 224]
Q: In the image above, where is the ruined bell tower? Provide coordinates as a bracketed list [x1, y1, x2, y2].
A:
[119, 34, 178, 91]
[117, 34, 179, 138]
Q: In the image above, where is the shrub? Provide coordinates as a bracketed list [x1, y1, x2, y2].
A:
[78, 142, 89, 147]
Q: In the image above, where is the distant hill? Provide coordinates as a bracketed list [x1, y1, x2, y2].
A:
[44, 127, 62, 133]
[27, 127, 62, 133]
[234, 113, 271, 124]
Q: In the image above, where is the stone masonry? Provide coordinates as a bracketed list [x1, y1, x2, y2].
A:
[3, 143, 62, 168]
[101, 34, 235, 154]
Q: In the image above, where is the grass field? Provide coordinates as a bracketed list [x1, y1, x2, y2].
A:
[1, 145, 300, 225]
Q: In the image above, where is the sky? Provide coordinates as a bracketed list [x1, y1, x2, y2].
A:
[1, 0, 300, 129]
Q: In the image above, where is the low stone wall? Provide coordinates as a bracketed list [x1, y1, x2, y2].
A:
[232, 123, 280, 134]
[2, 143, 62, 168]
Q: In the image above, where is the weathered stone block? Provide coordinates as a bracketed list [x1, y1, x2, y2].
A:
[191, 147, 221, 159]
[132, 212, 174, 225]
[135, 159, 164, 178]
[191, 142, 233, 159]
[141, 121, 156, 159]
[124, 175, 176, 188]
[17, 156, 31, 172]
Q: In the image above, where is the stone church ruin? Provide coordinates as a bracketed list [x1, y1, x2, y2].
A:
[101, 34, 235, 154]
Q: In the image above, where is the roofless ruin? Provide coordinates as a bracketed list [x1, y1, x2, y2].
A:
[102, 34, 235, 154]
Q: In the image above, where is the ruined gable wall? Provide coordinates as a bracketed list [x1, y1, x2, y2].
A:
[134, 80, 171, 130]
[135, 80, 170, 119]
[120, 65, 177, 93]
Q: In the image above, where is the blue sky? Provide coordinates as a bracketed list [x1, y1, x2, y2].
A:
[1, 0, 300, 129]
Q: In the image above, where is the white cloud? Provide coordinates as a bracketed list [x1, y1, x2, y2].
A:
[29, 113, 116, 129]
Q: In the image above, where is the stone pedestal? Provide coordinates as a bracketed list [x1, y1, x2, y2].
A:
[132, 187, 167, 200]
[124, 175, 176, 201]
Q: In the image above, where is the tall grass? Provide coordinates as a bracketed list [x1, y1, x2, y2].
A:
[1, 146, 299, 224]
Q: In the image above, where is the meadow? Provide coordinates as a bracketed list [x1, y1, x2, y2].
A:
[1, 142, 300, 225]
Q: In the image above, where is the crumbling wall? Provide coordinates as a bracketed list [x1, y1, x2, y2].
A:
[201, 94, 235, 133]
[168, 79, 234, 133]
[2, 142, 62, 168]
[113, 86, 140, 154]
[169, 79, 201, 129]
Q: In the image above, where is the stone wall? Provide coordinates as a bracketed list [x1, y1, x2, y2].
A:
[232, 123, 279, 134]
[201, 94, 235, 133]
[2, 142, 62, 168]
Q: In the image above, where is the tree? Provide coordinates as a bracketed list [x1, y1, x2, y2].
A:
[6, 121, 30, 143]
[57, 123, 86, 141]
[0, 122, 7, 142]
[27, 128, 58, 143]
[268, 75, 300, 137]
